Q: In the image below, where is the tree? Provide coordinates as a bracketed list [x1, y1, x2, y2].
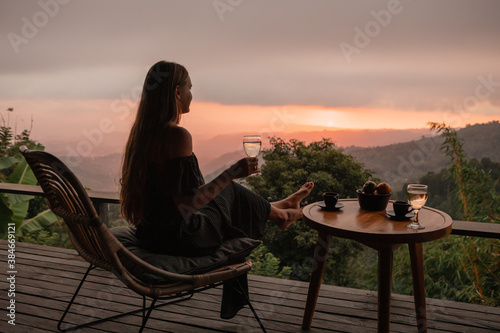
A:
[418, 158, 500, 220]
[0, 118, 59, 239]
[394, 122, 500, 306]
[247, 244, 292, 278]
[247, 137, 376, 283]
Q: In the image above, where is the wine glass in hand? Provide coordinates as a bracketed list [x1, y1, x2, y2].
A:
[406, 184, 428, 229]
[243, 135, 261, 175]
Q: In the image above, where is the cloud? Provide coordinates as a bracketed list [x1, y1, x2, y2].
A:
[1, 0, 500, 114]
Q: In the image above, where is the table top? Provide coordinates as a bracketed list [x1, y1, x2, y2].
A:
[303, 199, 453, 245]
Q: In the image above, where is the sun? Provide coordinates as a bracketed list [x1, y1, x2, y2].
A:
[291, 108, 347, 129]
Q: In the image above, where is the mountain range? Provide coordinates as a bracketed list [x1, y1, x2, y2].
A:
[346, 121, 500, 192]
[46, 122, 500, 193]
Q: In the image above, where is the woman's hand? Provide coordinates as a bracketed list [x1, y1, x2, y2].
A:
[225, 157, 260, 180]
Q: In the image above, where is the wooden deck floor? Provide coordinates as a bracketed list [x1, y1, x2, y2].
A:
[1, 240, 499, 333]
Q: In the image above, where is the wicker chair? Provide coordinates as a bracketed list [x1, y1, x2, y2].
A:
[20, 146, 266, 332]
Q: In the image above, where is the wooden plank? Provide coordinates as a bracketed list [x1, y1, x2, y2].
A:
[0, 270, 265, 333]
[7, 240, 500, 321]
[0, 250, 272, 332]
[0, 289, 238, 333]
[0, 182, 45, 196]
[2, 240, 500, 333]
[2, 253, 369, 332]
[0, 284, 272, 333]
[0, 267, 490, 333]
[0, 265, 324, 332]
[10, 260, 496, 333]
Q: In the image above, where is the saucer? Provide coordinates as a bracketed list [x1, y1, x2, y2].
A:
[386, 210, 414, 221]
[317, 202, 344, 211]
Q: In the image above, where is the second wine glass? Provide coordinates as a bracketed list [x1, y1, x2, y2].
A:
[406, 184, 428, 229]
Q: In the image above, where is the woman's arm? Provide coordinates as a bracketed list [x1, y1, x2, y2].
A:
[174, 158, 258, 217]
[168, 126, 259, 217]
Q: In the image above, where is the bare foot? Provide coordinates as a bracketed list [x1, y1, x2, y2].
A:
[271, 182, 314, 209]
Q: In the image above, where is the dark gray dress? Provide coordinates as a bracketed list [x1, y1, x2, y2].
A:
[136, 153, 271, 257]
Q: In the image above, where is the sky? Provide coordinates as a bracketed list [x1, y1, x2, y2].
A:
[1, 0, 500, 150]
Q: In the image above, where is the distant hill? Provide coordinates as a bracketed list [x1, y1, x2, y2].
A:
[196, 127, 433, 175]
[345, 121, 500, 192]
[455, 121, 500, 161]
[68, 153, 123, 192]
[52, 122, 500, 192]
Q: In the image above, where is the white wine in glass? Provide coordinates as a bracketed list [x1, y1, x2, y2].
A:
[243, 135, 261, 158]
[243, 135, 261, 175]
[406, 184, 428, 229]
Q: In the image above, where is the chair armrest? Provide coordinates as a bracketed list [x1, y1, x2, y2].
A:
[116, 244, 252, 286]
[191, 261, 253, 287]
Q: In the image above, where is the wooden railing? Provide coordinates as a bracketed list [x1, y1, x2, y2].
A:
[0, 183, 118, 224]
[1, 183, 499, 239]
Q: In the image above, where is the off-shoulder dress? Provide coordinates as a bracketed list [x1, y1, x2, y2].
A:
[135, 153, 271, 257]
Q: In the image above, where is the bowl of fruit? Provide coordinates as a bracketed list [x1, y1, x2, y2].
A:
[357, 181, 392, 211]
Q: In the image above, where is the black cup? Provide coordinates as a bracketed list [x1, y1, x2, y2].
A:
[323, 192, 339, 210]
[393, 201, 413, 216]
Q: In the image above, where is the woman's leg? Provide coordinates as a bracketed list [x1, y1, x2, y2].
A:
[269, 182, 314, 230]
[271, 182, 314, 209]
[268, 205, 304, 230]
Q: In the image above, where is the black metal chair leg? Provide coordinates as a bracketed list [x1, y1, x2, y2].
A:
[57, 267, 263, 332]
[58, 264, 95, 332]
[138, 297, 158, 333]
[234, 280, 267, 333]
[57, 265, 193, 332]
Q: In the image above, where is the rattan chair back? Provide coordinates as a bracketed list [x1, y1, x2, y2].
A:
[19, 146, 123, 271]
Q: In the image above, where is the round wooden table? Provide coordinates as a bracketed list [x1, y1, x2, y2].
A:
[301, 199, 452, 333]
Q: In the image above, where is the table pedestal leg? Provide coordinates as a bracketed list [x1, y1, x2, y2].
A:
[378, 247, 394, 333]
[409, 242, 427, 332]
[302, 232, 331, 330]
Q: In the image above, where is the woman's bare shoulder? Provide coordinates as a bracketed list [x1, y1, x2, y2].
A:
[165, 125, 193, 158]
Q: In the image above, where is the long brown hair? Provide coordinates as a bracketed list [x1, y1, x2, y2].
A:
[120, 61, 189, 226]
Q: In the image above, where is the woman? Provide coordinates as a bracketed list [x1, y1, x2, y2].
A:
[120, 60, 313, 256]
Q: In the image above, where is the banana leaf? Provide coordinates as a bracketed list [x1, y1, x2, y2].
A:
[0, 144, 47, 239]
[0, 195, 14, 238]
[17, 209, 60, 237]
[5, 200, 29, 236]
[9, 154, 37, 185]
[0, 156, 19, 169]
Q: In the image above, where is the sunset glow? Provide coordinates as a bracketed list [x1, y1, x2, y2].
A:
[5, 99, 500, 148]
[1, 1, 499, 156]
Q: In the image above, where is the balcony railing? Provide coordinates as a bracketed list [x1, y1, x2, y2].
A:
[1, 183, 499, 239]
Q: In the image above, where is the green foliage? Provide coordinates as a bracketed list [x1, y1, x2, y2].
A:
[0, 125, 14, 160]
[418, 158, 500, 220]
[247, 137, 375, 283]
[19, 229, 62, 248]
[0, 120, 59, 239]
[17, 209, 60, 237]
[249, 138, 374, 202]
[422, 122, 500, 306]
[389, 123, 500, 306]
[18, 220, 72, 248]
[247, 244, 292, 278]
